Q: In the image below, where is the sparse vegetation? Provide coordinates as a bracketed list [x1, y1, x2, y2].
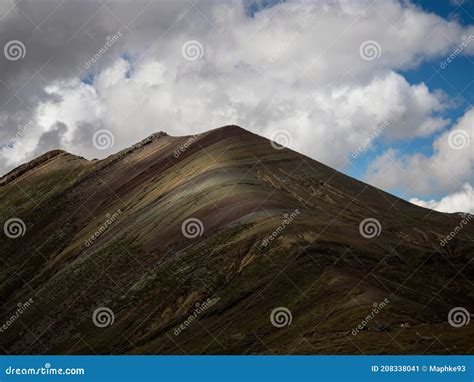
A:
[0, 126, 472, 355]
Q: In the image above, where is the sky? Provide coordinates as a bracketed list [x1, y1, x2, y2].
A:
[0, 0, 473, 213]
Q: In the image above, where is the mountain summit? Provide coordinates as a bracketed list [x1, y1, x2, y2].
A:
[1, 125, 472, 354]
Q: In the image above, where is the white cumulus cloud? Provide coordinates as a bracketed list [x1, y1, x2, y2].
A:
[410, 184, 474, 214]
[0, 0, 473, 212]
[365, 108, 474, 197]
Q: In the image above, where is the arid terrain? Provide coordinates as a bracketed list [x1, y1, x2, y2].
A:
[0, 125, 472, 354]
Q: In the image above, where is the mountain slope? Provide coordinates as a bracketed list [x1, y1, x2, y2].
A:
[0, 125, 473, 355]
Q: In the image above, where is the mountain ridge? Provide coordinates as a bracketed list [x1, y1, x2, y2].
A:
[0, 124, 452, 216]
[0, 125, 472, 355]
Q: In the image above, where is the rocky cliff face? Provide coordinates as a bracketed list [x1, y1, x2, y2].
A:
[0, 125, 472, 354]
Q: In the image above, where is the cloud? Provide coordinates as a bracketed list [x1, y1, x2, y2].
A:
[22, 61, 450, 170]
[0, 0, 472, 214]
[365, 107, 474, 197]
[410, 183, 474, 214]
[2, 1, 471, 166]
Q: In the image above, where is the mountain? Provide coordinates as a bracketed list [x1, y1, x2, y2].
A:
[0, 125, 472, 355]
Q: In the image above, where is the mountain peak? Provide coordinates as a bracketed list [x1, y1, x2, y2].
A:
[208, 124, 251, 135]
[1, 124, 473, 355]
